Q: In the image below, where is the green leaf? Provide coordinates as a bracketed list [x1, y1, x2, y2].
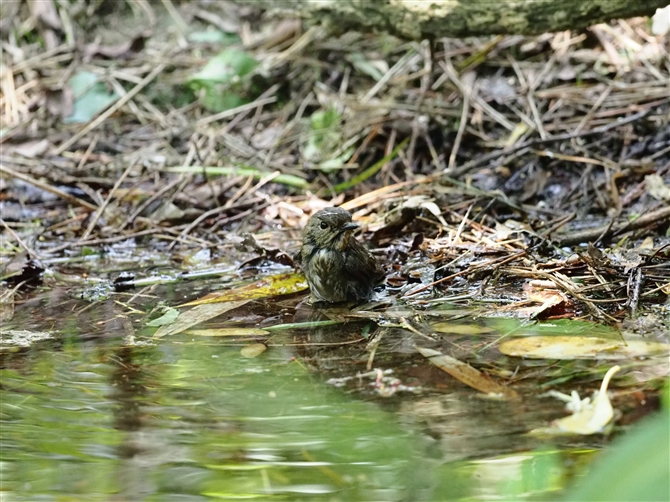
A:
[64, 71, 119, 124]
[201, 91, 246, 113]
[311, 107, 340, 131]
[303, 107, 345, 165]
[189, 49, 258, 85]
[187, 50, 260, 113]
[165, 165, 308, 189]
[146, 307, 179, 327]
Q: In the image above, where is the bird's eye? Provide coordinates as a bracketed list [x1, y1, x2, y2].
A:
[319, 221, 328, 230]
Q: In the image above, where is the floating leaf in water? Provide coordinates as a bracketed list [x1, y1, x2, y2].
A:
[180, 272, 308, 306]
[563, 407, 670, 501]
[533, 366, 621, 435]
[240, 343, 267, 358]
[146, 307, 179, 326]
[154, 273, 308, 338]
[431, 323, 494, 335]
[184, 328, 269, 337]
[498, 336, 668, 360]
[415, 345, 519, 400]
[153, 300, 250, 338]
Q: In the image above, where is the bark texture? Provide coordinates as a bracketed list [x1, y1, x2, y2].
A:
[255, 0, 667, 38]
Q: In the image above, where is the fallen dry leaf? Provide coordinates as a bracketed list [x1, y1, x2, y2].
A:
[531, 366, 621, 435]
[184, 328, 269, 337]
[415, 345, 519, 400]
[153, 300, 250, 338]
[241, 343, 267, 358]
[499, 335, 669, 360]
[180, 272, 308, 307]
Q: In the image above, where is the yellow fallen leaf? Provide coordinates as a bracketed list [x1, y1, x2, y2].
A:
[180, 272, 308, 307]
[241, 343, 267, 358]
[499, 336, 669, 360]
[153, 300, 250, 338]
[430, 323, 494, 335]
[184, 328, 269, 337]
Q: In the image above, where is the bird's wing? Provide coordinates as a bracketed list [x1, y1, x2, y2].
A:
[343, 245, 384, 284]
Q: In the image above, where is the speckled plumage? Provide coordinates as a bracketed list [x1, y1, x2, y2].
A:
[298, 207, 384, 303]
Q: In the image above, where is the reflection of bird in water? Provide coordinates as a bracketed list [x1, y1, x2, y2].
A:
[296, 207, 384, 304]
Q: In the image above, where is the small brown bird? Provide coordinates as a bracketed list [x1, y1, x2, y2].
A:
[297, 207, 384, 304]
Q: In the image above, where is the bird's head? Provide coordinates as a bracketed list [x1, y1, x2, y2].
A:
[303, 207, 359, 251]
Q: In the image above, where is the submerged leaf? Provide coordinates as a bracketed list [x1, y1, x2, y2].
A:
[0, 286, 16, 322]
[146, 307, 179, 326]
[240, 343, 267, 358]
[153, 300, 250, 338]
[415, 346, 519, 400]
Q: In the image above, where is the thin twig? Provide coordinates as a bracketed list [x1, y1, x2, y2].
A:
[451, 108, 651, 175]
[0, 164, 98, 211]
[80, 163, 135, 241]
[0, 218, 40, 260]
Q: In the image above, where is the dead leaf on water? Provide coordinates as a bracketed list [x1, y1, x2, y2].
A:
[415, 346, 519, 400]
[531, 366, 621, 435]
[498, 336, 669, 360]
[184, 328, 269, 337]
[431, 323, 494, 335]
[180, 272, 308, 306]
[553, 365, 620, 434]
[241, 343, 267, 358]
[154, 273, 307, 338]
[153, 300, 250, 338]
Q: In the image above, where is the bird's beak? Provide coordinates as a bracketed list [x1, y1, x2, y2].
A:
[342, 222, 359, 232]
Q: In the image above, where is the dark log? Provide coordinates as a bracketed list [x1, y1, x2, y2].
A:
[254, 0, 667, 38]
